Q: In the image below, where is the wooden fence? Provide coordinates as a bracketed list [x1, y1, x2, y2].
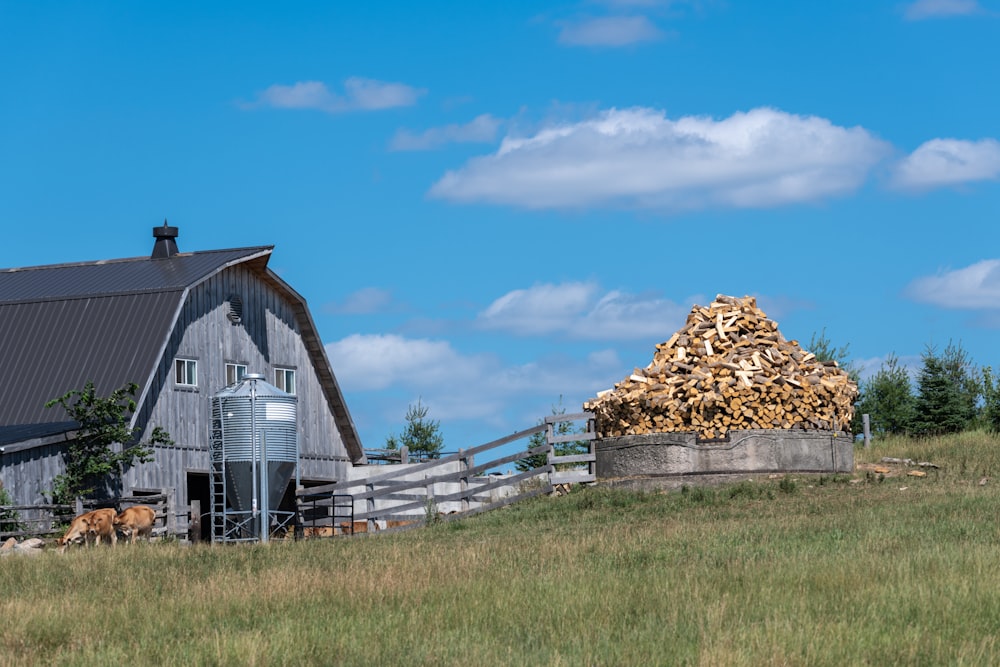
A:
[296, 412, 595, 537]
[0, 489, 181, 542]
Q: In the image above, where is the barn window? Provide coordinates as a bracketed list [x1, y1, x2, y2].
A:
[226, 294, 243, 324]
[226, 363, 247, 386]
[175, 358, 198, 387]
[275, 368, 296, 395]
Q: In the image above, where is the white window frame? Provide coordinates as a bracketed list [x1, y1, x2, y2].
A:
[175, 358, 198, 388]
[275, 368, 296, 395]
[226, 363, 248, 386]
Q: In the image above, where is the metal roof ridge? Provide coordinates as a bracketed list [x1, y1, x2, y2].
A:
[0, 245, 275, 274]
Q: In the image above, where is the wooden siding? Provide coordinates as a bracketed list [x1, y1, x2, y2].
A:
[0, 443, 64, 505]
[124, 264, 352, 508]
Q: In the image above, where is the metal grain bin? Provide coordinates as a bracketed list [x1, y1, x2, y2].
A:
[211, 374, 298, 529]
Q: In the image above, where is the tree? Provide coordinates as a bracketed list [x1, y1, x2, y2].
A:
[981, 366, 1000, 433]
[912, 345, 972, 436]
[45, 381, 171, 504]
[939, 340, 980, 427]
[516, 397, 588, 472]
[855, 353, 915, 436]
[385, 398, 444, 461]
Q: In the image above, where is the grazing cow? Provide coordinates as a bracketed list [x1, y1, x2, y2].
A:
[86, 508, 118, 548]
[113, 505, 156, 544]
[57, 512, 95, 553]
[56, 508, 117, 553]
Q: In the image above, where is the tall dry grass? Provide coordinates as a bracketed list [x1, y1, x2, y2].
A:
[4, 431, 1000, 665]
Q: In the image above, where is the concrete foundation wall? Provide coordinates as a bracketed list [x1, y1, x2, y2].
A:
[596, 430, 853, 481]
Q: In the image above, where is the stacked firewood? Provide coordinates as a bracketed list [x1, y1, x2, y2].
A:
[584, 295, 858, 439]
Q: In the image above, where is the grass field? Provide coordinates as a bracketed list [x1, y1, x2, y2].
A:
[4, 431, 1000, 666]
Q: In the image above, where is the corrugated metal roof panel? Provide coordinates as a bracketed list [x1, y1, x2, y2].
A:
[0, 292, 183, 427]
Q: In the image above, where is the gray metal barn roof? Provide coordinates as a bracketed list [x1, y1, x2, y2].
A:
[0, 235, 364, 462]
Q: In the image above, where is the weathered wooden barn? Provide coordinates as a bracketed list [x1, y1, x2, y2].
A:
[0, 224, 365, 522]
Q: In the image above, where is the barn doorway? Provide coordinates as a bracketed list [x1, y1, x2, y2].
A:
[186, 472, 211, 542]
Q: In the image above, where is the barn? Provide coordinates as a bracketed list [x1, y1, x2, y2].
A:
[0, 224, 365, 524]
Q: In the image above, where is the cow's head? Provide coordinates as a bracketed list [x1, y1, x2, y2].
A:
[56, 518, 90, 553]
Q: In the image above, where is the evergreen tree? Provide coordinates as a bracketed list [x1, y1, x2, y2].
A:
[385, 398, 444, 461]
[855, 353, 915, 436]
[981, 366, 1000, 433]
[912, 346, 970, 436]
[940, 340, 980, 427]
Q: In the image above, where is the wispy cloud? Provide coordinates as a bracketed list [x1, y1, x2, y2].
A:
[855, 354, 922, 382]
[476, 281, 701, 341]
[241, 77, 425, 113]
[905, 259, 1000, 309]
[558, 15, 666, 46]
[390, 114, 503, 151]
[324, 287, 395, 315]
[891, 138, 1000, 190]
[904, 0, 985, 20]
[429, 106, 891, 212]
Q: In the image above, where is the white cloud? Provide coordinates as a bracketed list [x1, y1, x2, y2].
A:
[905, 259, 1000, 309]
[325, 334, 491, 392]
[390, 114, 503, 151]
[324, 333, 623, 422]
[558, 15, 665, 46]
[904, 0, 983, 19]
[243, 77, 425, 113]
[476, 281, 696, 340]
[429, 106, 891, 212]
[324, 287, 394, 315]
[891, 138, 1000, 190]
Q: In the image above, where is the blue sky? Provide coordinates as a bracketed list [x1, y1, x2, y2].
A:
[2, 1, 999, 456]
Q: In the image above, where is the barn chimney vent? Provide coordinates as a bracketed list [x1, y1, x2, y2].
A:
[152, 220, 179, 259]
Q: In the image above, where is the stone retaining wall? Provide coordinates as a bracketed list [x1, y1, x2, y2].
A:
[596, 430, 853, 483]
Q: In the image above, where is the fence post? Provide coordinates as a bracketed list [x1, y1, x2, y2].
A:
[546, 422, 556, 481]
[426, 477, 434, 524]
[459, 449, 469, 513]
[400, 446, 409, 465]
[366, 483, 376, 534]
[75, 497, 84, 516]
[190, 499, 201, 544]
[862, 414, 871, 450]
[164, 488, 176, 538]
[588, 415, 597, 482]
[294, 486, 304, 541]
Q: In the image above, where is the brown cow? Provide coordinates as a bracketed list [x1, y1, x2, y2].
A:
[113, 505, 156, 544]
[86, 508, 118, 548]
[56, 508, 117, 553]
[57, 512, 95, 553]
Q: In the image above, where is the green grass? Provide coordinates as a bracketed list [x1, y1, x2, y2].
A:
[5, 431, 1000, 665]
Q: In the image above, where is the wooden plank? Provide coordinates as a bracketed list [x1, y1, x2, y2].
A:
[544, 412, 594, 424]
[550, 452, 596, 465]
[548, 431, 596, 444]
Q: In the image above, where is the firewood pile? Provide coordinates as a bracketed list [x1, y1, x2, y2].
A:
[584, 295, 858, 439]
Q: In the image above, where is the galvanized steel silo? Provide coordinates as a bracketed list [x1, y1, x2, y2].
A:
[210, 373, 298, 542]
